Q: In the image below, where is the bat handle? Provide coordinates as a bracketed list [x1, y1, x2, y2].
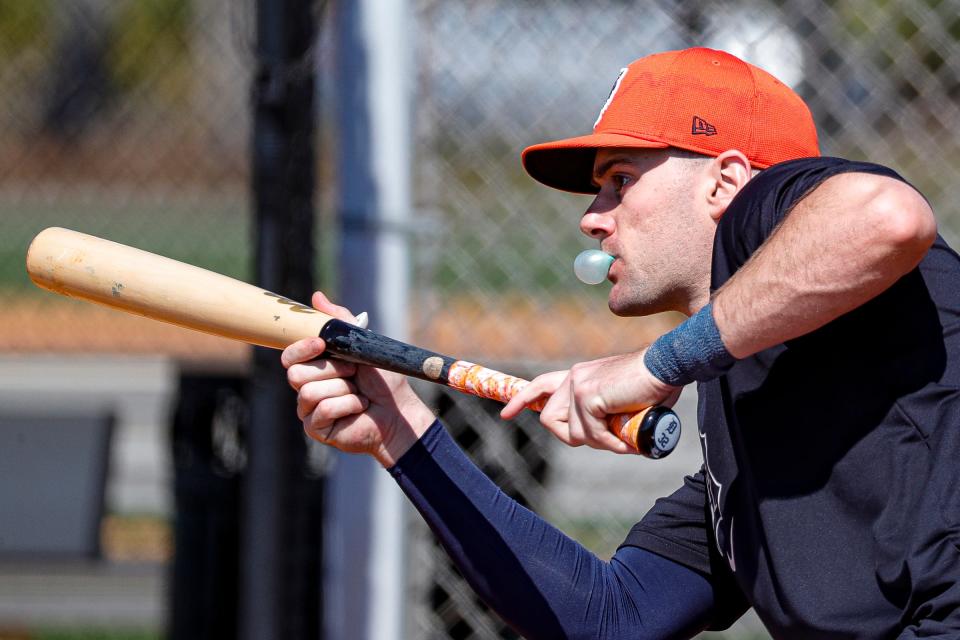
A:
[607, 406, 681, 459]
[525, 397, 680, 458]
[317, 319, 681, 458]
[441, 361, 682, 457]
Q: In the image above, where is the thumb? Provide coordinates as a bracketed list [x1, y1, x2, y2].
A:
[312, 291, 356, 322]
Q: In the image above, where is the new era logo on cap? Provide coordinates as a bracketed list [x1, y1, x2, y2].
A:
[691, 116, 717, 136]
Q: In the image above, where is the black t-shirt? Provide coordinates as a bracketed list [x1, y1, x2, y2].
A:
[622, 157, 960, 637]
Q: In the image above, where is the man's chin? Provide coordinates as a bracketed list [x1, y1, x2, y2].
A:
[607, 290, 666, 317]
[607, 296, 645, 317]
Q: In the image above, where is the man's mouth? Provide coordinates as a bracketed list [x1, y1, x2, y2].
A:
[606, 258, 619, 281]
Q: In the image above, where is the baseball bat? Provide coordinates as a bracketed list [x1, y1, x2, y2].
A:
[25, 227, 680, 458]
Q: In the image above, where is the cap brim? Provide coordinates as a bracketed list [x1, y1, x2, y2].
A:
[522, 132, 669, 194]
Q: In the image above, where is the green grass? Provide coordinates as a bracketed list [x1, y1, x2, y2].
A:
[31, 630, 160, 640]
[2, 192, 604, 300]
[1, 196, 251, 294]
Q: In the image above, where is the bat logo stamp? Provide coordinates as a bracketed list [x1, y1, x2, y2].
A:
[262, 291, 316, 314]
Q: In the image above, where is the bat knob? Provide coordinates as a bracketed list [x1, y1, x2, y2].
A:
[609, 406, 681, 458]
[635, 406, 681, 459]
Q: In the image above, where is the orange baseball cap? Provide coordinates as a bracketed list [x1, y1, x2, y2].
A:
[522, 47, 820, 194]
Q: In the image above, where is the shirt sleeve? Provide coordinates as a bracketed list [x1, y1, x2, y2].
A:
[620, 468, 750, 630]
[389, 419, 724, 639]
[713, 157, 913, 288]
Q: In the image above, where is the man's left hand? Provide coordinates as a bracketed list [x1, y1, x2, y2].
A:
[502, 350, 681, 454]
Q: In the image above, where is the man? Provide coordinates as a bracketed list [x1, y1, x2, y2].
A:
[283, 48, 959, 637]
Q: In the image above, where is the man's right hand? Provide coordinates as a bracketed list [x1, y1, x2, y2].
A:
[281, 292, 436, 468]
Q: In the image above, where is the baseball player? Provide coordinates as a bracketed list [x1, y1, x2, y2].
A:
[282, 48, 960, 637]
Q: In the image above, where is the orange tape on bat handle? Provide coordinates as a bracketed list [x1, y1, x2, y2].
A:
[446, 361, 680, 459]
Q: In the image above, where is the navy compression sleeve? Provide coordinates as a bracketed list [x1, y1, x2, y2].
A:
[389, 420, 716, 639]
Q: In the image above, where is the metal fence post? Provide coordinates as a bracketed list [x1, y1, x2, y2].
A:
[327, 1, 413, 639]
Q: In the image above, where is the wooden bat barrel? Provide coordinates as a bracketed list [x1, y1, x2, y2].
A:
[25, 227, 334, 350]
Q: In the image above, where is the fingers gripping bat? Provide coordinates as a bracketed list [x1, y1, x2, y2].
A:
[26, 227, 681, 458]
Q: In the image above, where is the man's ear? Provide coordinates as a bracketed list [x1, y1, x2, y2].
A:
[705, 150, 752, 221]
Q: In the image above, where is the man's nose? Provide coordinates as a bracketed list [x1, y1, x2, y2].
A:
[580, 198, 616, 239]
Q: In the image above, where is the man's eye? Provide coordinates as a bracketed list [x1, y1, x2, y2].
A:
[612, 175, 631, 191]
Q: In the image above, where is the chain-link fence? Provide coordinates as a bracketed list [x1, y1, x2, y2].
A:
[0, 0, 252, 362]
[406, 0, 960, 364]
[1, 0, 959, 638]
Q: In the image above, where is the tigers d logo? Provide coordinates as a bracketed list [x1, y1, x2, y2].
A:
[594, 67, 628, 128]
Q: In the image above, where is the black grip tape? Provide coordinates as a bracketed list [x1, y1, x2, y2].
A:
[318, 318, 456, 383]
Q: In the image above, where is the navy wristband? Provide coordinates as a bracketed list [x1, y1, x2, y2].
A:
[644, 302, 736, 386]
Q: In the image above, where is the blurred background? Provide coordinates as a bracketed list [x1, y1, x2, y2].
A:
[1, 0, 958, 638]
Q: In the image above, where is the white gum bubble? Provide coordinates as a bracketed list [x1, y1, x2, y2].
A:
[574, 249, 615, 285]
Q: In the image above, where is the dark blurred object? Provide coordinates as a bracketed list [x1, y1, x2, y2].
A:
[0, 413, 113, 558]
[41, 2, 113, 142]
[242, 0, 321, 637]
[170, 367, 325, 640]
[170, 374, 245, 640]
